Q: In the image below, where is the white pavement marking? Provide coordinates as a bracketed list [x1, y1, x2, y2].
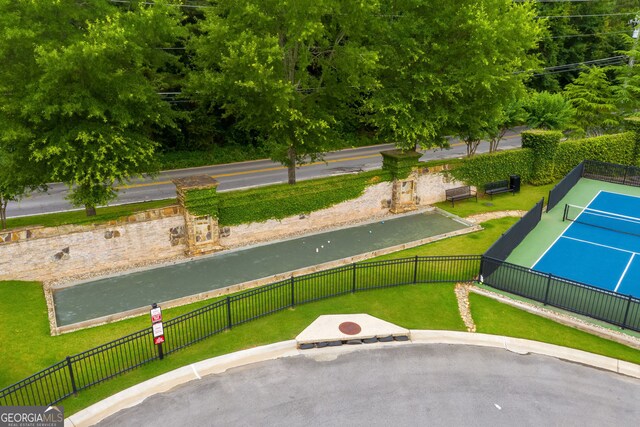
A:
[532, 191, 602, 269]
[614, 253, 636, 293]
[191, 365, 201, 380]
[560, 235, 638, 255]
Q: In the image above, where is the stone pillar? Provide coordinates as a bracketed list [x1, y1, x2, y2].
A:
[173, 175, 223, 256]
[381, 149, 422, 214]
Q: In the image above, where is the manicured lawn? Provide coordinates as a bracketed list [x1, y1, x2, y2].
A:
[435, 182, 557, 218]
[4, 199, 177, 230]
[470, 293, 640, 364]
[371, 216, 519, 260]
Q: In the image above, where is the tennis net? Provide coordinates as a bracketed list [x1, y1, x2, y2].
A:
[563, 204, 640, 238]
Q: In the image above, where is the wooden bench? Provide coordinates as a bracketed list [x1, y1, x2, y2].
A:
[484, 180, 515, 199]
[445, 186, 477, 207]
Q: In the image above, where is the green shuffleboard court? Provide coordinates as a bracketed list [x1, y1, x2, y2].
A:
[53, 210, 472, 327]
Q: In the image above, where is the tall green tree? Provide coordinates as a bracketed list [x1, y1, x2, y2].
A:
[187, 0, 381, 184]
[364, 0, 542, 156]
[524, 91, 574, 130]
[531, 0, 635, 91]
[0, 0, 113, 220]
[612, 34, 640, 116]
[23, 4, 185, 215]
[564, 67, 618, 137]
[488, 99, 528, 153]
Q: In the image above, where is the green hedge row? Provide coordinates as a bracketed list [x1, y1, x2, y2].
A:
[448, 149, 535, 188]
[522, 130, 561, 185]
[217, 170, 392, 226]
[450, 131, 638, 187]
[553, 131, 637, 178]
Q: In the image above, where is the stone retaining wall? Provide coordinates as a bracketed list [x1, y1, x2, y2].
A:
[220, 170, 467, 248]
[0, 207, 186, 283]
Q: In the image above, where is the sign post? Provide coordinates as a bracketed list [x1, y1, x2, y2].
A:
[150, 303, 165, 360]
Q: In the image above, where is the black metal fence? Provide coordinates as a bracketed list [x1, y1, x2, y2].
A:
[483, 198, 544, 263]
[0, 255, 481, 408]
[480, 257, 640, 332]
[547, 162, 584, 212]
[582, 160, 640, 187]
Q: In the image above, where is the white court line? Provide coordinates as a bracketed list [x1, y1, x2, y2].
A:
[614, 253, 636, 293]
[531, 191, 603, 269]
[560, 235, 638, 255]
[599, 190, 640, 200]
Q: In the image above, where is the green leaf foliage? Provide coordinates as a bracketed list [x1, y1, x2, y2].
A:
[448, 149, 535, 188]
[564, 67, 619, 137]
[13, 3, 185, 212]
[521, 130, 562, 185]
[381, 150, 422, 180]
[184, 188, 220, 218]
[553, 132, 638, 177]
[218, 170, 391, 226]
[450, 130, 637, 187]
[524, 91, 574, 131]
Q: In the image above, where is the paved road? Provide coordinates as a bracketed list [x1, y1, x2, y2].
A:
[97, 344, 639, 427]
[7, 130, 523, 218]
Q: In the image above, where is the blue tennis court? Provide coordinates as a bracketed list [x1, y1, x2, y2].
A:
[533, 191, 640, 298]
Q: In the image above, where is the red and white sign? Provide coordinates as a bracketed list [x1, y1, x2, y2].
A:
[154, 335, 165, 345]
[153, 322, 164, 338]
[150, 307, 162, 323]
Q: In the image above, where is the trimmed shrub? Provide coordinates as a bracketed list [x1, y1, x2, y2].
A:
[624, 117, 640, 165]
[448, 149, 534, 188]
[554, 132, 636, 178]
[521, 130, 562, 185]
[381, 150, 422, 179]
[217, 170, 392, 226]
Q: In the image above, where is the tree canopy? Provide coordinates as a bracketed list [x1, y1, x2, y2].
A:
[1, 1, 185, 215]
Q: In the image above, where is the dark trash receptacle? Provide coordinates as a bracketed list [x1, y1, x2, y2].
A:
[509, 175, 521, 193]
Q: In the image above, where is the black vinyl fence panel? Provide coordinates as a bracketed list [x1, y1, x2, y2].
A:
[483, 198, 544, 264]
[481, 257, 640, 332]
[547, 162, 584, 212]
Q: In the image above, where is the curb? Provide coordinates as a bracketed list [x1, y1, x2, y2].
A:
[64, 333, 639, 427]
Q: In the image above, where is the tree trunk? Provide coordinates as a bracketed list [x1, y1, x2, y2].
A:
[85, 205, 97, 217]
[466, 140, 481, 157]
[0, 198, 7, 229]
[287, 146, 297, 185]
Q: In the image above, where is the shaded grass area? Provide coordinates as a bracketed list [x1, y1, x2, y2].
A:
[470, 293, 640, 364]
[435, 182, 557, 218]
[4, 199, 177, 230]
[371, 217, 518, 261]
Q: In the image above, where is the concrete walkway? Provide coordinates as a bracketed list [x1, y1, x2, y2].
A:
[66, 331, 640, 427]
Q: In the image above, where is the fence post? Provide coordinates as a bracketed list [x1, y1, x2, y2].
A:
[290, 276, 295, 308]
[413, 256, 419, 284]
[351, 263, 357, 293]
[226, 296, 232, 330]
[66, 356, 78, 396]
[543, 274, 552, 306]
[621, 295, 633, 330]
